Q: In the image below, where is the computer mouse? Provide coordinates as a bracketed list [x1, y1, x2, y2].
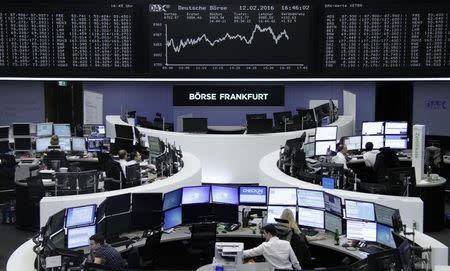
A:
[222, 230, 227, 233]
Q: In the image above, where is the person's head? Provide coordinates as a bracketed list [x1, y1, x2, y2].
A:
[337, 143, 348, 154]
[262, 224, 277, 241]
[130, 151, 141, 162]
[89, 234, 105, 250]
[118, 149, 127, 160]
[365, 142, 374, 151]
[280, 208, 300, 234]
[50, 135, 59, 146]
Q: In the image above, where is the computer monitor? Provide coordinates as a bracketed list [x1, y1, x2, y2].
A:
[53, 124, 71, 137]
[131, 210, 162, 231]
[87, 137, 109, 152]
[67, 225, 96, 249]
[325, 212, 343, 234]
[163, 189, 183, 211]
[212, 203, 239, 223]
[303, 142, 315, 158]
[384, 122, 408, 135]
[343, 136, 362, 151]
[36, 137, 51, 152]
[182, 203, 213, 224]
[83, 124, 106, 137]
[37, 123, 53, 137]
[72, 137, 86, 152]
[65, 204, 96, 228]
[362, 121, 384, 135]
[297, 189, 325, 209]
[320, 116, 330, 127]
[115, 124, 134, 140]
[49, 229, 66, 250]
[182, 186, 211, 205]
[0, 126, 9, 139]
[105, 213, 131, 239]
[324, 193, 342, 216]
[376, 224, 396, 248]
[104, 193, 131, 216]
[384, 135, 408, 149]
[148, 136, 162, 155]
[46, 209, 66, 237]
[239, 186, 267, 205]
[367, 249, 401, 271]
[362, 135, 384, 150]
[0, 140, 9, 153]
[322, 177, 335, 189]
[183, 118, 208, 133]
[273, 111, 292, 127]
[59, 137, 72, 152]
[268, 187, 297, 206]
[297, 108, 317, 129]
[397, 237, 414, 271]
[132, 193, 163, 212]
[246, 113, 267, 122]
[12, 123, 30, 136]
[298, 207, 324, 229]
[374, 204, 398, 227]
[247, 118, 273, 134]
[345, 200, 375, 221]
[211, 185, 239, 205]
[387, 167, 416, 190]
[315, 126, 338, 141]
[346, 220, 376, 242]
[163, 206, 182, 230]
[315, 140, 336, 156]
[314, 103, 331, 123]
[267, 205, 296, 224]
[14, 137, 32, 151]
[125, 163, 141, 183]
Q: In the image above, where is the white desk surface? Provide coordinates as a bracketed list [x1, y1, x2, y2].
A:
[197, 262, 272, 271]
[207, 125, 247, 132]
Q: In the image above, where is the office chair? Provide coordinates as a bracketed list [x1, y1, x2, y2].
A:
[27, 176, 45, 230]
[373, 147, 400, 183]
[43, 150, 68, 170]
[139, 230, 163, 269]
[0, 154, 17, 204]
[186, 222, 217, 267]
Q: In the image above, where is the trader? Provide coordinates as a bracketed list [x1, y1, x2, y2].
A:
[117, 149, 128, 175]
[331, 143, 348, 169]
[130, 151, 157, 173]
[89, 234, 126, 270]
[363, 142, 379, 168]
[243, 224, 302, 270]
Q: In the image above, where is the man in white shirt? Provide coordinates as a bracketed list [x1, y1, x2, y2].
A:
[331, 143, 348, 169]
[363, 142, 379, 168]
[243, 224, 301, 270]
[118, 149, 128, 176]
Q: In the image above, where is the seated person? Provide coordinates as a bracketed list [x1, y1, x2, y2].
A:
[130, 151, 156, 172]
[276, 208, 325, 242]
[331, 143, 348, 170]
[363, 142, 379, 168]
[243, 224, 301, 270]
[89, 234, 126, 270]
[117, 149, 128, 176]
[43, 135, 68, 169]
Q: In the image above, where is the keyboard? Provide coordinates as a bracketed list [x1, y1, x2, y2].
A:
[108, 237, 133, 247]
[20, 159, 34, 164]
[359, 245, 383, 254]
[301, 229, 318, 236]
[306, 158, 318, 164]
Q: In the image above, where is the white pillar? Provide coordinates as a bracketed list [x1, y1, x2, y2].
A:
[412, 124, 425, 181]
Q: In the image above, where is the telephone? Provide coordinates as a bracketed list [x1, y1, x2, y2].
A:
[225, 223, 241, 232]
[355, 241, 367, 248]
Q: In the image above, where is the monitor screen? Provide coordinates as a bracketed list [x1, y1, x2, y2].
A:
[377, 224, 396, 248]
[53, 124, 71, 137]
[67, 225, 96, 249]
[182, 186, 211, 205]
[72, 137, 86, 152]
[267, 205, 296, 224]
[104, 193, 131, 216]
[362, 122, 384, 135]
[182, 204, 212, 224]
[298, 207, 324, 229]
[0, 126, 9, 139]
[50, 229, 66, 249]
[183, 118, 208, 133]
[115, 124, 134, 140]
[36, 137, 51, 152]
[324, 193, 342, 216]
[65, 204, 96, 228]
[322, 177, 335, 189]
[148, 136, 161, 155]
[132, 193, 163, 212]
[37, 123, 53, 137]
[273, 111, 292, 127]
[83, 125, 106, 137]
[346, 220, 377, 242]
[163, 206, 182, 230]
[384, 122, 408, 135]
[12, 123, 30, 136]
[344, 136, 362, 151]
[345, 200, 375, 221]
[315, 126, 338, 141]
[268, 187, 297, 205]
[384, 135, 408, 149]
[239, 186, 267, 205]
[315, 140, 336, 156]
[211, 185, 239, 205]
[247, 119, 273, 134]
[47, 209, 66, 237]
[87, 137, 109, 152]
[59, 137, 72, 152]
[0, 140, 9, 153]
[375, 204, 397, 227]
[104, 213, 131, 238]
[246, 113, 267, 122]
[362, 135, 384, 150]
[303, 142, 315, 158]
[297, 189, 324, 209]
[320, 116, 330, 126]
[325, 212, 343, 234]
[14, 137, 31, 151]
[163, 189, 183, 211]
[212, 203, 239, 223]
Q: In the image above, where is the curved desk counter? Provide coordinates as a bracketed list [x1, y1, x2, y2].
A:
[39, 152, 201, 228]
[106, 115, 354, 183]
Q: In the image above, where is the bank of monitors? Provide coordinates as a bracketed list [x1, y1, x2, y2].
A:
[53, 124, 71, 137]
[163, 206, 182, 230]
[268, 187, 297, 206]
[298, 207, 324, 229]
[362, 121, 384, 135]
[14, 137, 32, 151]
[297, 189, 324, 209]
[163, 188, 183, 211]
[0, 126, 9, 139]
[346, 220, 377, 242]
[384, 135, 408, 149]
[183, 118, 208, 133]
[83, 124, 106, 137]
[324, 212, 343, 234]
[211, 185, 239, 205]
[12, 123, 30, 136]
[87, 137, 110, 152]
[58, 137, 72, 152]
[303, 142, 315, 158]
[182, 186, 211, 205]
[343, 136, 362, 151]
[65, 204, 96, 228]
[375, 204, 398, 227]
[115, 124, 134, 140]
[324, 193, 342, 216]
[36, 137, 51, 152]
[345, 200, 375, 221]
[67, 225, 96, 249]
[37, 123, 53, 137]
[239, 186, 267, 205]
[315, 126, 337, 141]
[72, 137, 86, 152]
[384, 122, 408, 135]
[376, 224, 396, 248]
[104, 193, 131, 216]
[362, 135, 384, 150]
[267, 205, 296, 224]
[247, 119, 273, 134]
[315, 140, 336, 156]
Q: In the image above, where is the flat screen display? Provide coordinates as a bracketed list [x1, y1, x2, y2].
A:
[163, 206, 182, 230]
[324, 193, 342, 216]
[377, 224, 396, 248]
[297, 189, 325, 209]
[315, 140, 336, 156]
[362, 122, 384, 135]
[344, 136, 361, 151]
[65, 204, 96, 228]
[325, 212, 342, 234]
[72, 137, 86, 152]
[37, 123, 53, 137]
[345, 200, 375, 221]
[239, 186, 267, 205]
[346, 220, 377, 242]
[211, 185, 239, 205]
[267, 205, 296, 224]
[268, 187, 297, 206]
[362, 135, 384, 150]
[315, 126, 338, 141]
[54, 124, 71, 137]
[298, 207, 324, 229]
[67, 225, 96, 249]
[163, 189, 183, 211]
[182, 186, 210, 205]
[384, 122, 407, 135]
